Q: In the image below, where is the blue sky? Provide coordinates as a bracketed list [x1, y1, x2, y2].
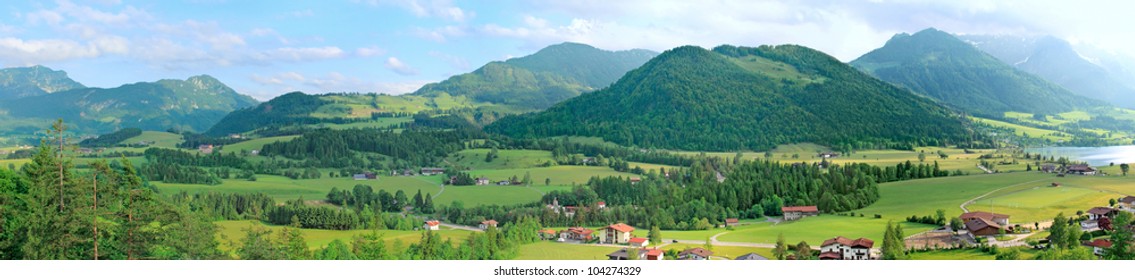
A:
[0, 0, 1131, 100]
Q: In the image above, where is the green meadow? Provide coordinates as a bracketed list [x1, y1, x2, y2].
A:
[447, 149, 555, 170]
[153, 174, 443, 202]
[214, 220, 472, 253]
[714, 215, 936, 246]
[514, 241, 620, 260]
[466, 166, 641, 187]
[223, 135, 301, 153]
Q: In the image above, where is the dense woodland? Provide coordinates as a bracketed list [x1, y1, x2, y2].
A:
[78, 128, 142, 148]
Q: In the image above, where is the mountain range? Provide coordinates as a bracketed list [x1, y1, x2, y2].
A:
[488, 44, 974, 151]
[411, 42, 657, 109]
[959, 34, 1135, 109]
[0, 69, 258, 135]
[852, 28, 1105, 117]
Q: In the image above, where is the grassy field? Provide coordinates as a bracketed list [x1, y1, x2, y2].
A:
[224, 135, 300, 153]
[154, 174, 443, 202]
[123, 131, 183, 148]
[970, 174, 1135, 223]
[909, 248, 996, 260]
[628, 162, 680, 173]
[466, 166, 641, 187]
[435, 185, 554, 207]
[514, 241, 620, 260]
[714, 215, 937, 246]
[674, 144, 992, 174]
[659, 227, 732, 241]
[856, 172, 1053, 221]
[448, 149, 555, 170]
[214, 220, 472, 254]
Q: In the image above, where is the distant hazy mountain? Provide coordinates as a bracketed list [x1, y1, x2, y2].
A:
[412, 42, 658, 109]
[488, 44, 973, 151]
[960, 34, 1135, 108]
[1, 75, 258, 134]
[852, 28, 1105, 117]
[0, 65, 86, 100]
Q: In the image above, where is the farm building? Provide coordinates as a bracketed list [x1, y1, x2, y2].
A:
[818, 152, 840, 158]
[963, 217, 1005, 237]
[630, 177, 641, 185]
[479, 220, 498, 229]
[645, 248, 664, 260]
[959, 211, 1010, 226]
[561, 227, 594, 241]
[628, 237, 649, 247]
[538, 229, 557, 240]
[1065, 164, 1097, 175]
[476, 177, 490, 185]
[678, 248, 713, 260]
[424, 220, 441, 231]
[819, 236, 874, 260]
[782, 206, 819, 221]
[724, 218, 739, 227]
[352, 172, 377, 180]
[1083, 239, 1113, 257]
[1040, 164, 1057, 173]
[1087, 207, 1116, 220]
[420, 168, 446, 176]
[198, 144, 214, 154]
[1119, 196, 1135, 212]
[735, 253, 768, 260]
[600, 223, 635, 244]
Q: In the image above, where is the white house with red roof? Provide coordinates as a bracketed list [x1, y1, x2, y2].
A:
[781, 206, 819, 221]
[628, 237, 649, 247]
[424, 220, 441, 231]
[561, 227, 594, 242]
[819, 236, 874, 260]
[600, 223, 635, 244]
[479, 220, 498, 230]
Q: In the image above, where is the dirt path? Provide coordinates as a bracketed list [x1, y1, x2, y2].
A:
[959, 177, 1053, 213]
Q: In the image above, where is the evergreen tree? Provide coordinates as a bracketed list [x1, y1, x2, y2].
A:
[648, 226, 662, 246]
[773, 233, 787, 260]
[794, 241, 811, 260]
[1107, 211, 1134, 260]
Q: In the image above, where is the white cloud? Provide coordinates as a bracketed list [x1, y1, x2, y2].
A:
[356, 46, 387, 57]
[0, 37, 119, 65]
[247, 71, 426, 98]
[384, 56, 418, 76]
[413, 25, 467, 42]
[262, 47, 345, 62]
[360, 0, 472, 22]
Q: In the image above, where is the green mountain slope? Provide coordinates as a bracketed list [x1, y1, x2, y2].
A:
[412, 42, 657, 109]
[0, 65, 86, 100]
[960, 35, 1135, 109]
[487, 44, 975, 151]
[852, 28, 1105, 117]
[1, 75, 257, 134]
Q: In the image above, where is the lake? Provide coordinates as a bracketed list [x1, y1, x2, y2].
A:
[1025, 145, 1135, 166]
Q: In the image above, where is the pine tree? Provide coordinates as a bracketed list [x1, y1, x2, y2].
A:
[773, 233, 787, 260]
[1107, 211, 1134, 260]
[648, 226, 662, 246]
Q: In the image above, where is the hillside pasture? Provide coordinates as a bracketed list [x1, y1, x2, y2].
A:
[466, 166, 641, 188]
[123, 131, 183, 148]
[214, 220, 472, 254]
[447, 149, 555, 170]
[153, 174, 443, 202]
[715, 215, 936, 246]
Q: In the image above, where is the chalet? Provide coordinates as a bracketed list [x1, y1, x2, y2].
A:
[1084, 239, 1113, 256]
[964, 217, 1005, 237]
[421, 168, 446, 176]
[724, 218, 740, 227]
[606, 248, 663, 260]
[476, 177, 491, 186]
[563, 206, 581, 217]
[600, 223, 635, 244]
[1084, 216, 1114, 231]
[630, 177, 641, 185]
[1065, 164, 1097, 175]
[424, 220, 441, 231]
[1087, 207, 1116, 220]
[819, 236, 874, 260]
[538, 229, 557, 240]
[678, 248, 713, 260]
[597, 201, 606, 209]
[959, 211, 1010, 226]
[781, 206, 819, 221]
[1119, 196, 1135, 212]
[561, 227, 594, 241]
[479, 220, 498, 230]
[735, 253, 768, 260]
[1040, 164, 1057, 173]
[628, 237, 649, 247]
[198, 144, 214, 154]
[818, 152, 840, 158]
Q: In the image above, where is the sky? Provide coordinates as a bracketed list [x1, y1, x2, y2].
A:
[0, 0, 1131, 100]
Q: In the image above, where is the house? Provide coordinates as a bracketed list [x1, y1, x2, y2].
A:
[606, 248, 662, 260]
[561, 227, 594, 241]
[645, 248, 664, 260]
[781, 206, 820, 221]
[630, 177, 641, 185]
[352, 172, 377, 180]
[678, 248, 713, 260]
[735, 253, 768, 260]
[959, 211, 1010, 226]
[476, 177, 491, 186]
[1084, 239, 1112, 256]
[538, 229, 557, 240]
[597, 201, 606, 209]
[420, 168, 446, 176]
[628, 237, 649, 247]
[353, 174, 368, 180]
[198, 144, 214, 154]
[819, 236, 874, 260]
[1087, 207, 1116, 220]
[424, 220, 441, 231]
[964, 217, 1005, 237]
[724, 218, 740, 227]
[1119, 196, 1135, 212]
[1066, 164, 1097, 175]
[479, 220, 498, 230]
[818, 152, 840, 158]
[1084, 216, 1114, 231]
[600, 223, 635, 244]
[1040, 164, 1057, 173]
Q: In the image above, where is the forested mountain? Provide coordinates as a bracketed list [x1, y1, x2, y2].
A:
[204, 92, 329, 136]
[960, 35, 1135, 109]
[852, 28, 1105, 117]
[0, 75, 258, 134]
[0, 65, 85, 100]
[412, 42, 657, 109]
[488, 44, 976, 151]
